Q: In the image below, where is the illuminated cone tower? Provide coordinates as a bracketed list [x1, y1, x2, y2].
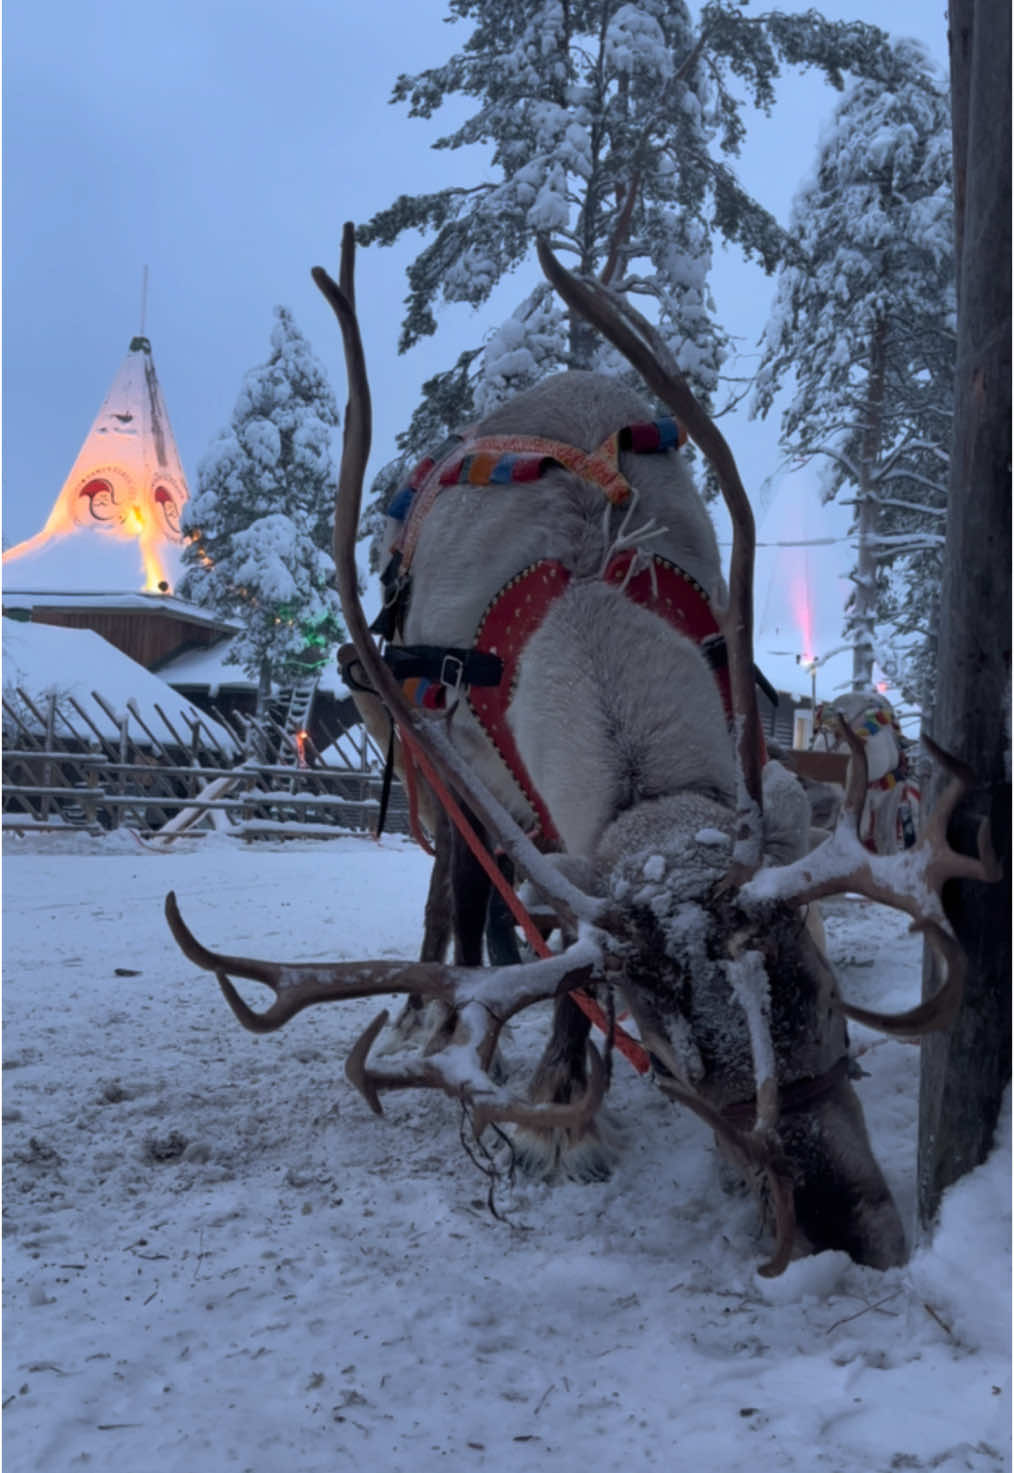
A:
[3, 334, 190, 592]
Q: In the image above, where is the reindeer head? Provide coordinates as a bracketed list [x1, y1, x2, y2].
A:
[166, 225, 998, 1276]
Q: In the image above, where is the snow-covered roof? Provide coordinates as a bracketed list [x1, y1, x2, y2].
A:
[159, 634, 351, 700]
[315, 663, 351, 699]
[2, 617, 237, 752]
[1, 585, 239, 632]
[157, 639, 258, 692]
[2, 531, 179, 593]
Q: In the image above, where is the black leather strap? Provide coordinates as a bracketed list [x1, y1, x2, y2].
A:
[383, 644, 504, 690]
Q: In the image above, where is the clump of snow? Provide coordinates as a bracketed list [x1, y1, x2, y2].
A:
[475, 285, 568, 415]
[603, 4, 671, 81]
[526, 164, 570, 231]
[907, 1090, 1011, 1356]
[695, 826, 729, 846]
[754, 1249, 853, 1305]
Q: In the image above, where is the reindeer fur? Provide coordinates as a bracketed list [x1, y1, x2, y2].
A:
[403, 372, 727, 828]
[398, 370, 905, 1268]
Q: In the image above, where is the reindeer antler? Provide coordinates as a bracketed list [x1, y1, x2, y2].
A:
[311, 230, 602, 931]
[532, 239, 801, 1270]
[166, 227, 630, 1147]
[740, 728, 1001, 1036]
[535, 236, 764, 877]
[166, 890, 605, 1128]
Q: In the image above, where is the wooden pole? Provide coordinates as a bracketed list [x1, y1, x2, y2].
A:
[917, 0, 1012, 1228]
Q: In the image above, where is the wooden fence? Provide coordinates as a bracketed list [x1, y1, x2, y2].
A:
[2, 686, 410, 842]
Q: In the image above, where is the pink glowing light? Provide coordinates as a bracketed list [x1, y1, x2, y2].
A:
[789, 572, 815, 666]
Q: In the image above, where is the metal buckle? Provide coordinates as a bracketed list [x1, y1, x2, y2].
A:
[440, 653, 465, 693]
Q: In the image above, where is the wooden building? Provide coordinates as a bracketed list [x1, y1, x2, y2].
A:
[2, 589, 237, 671]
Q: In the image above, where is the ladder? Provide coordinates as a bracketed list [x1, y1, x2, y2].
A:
[275, 677, 319, 765]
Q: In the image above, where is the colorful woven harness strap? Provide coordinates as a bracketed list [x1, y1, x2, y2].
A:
[394, 417, 686, 576]
[816, 701, 893, 741]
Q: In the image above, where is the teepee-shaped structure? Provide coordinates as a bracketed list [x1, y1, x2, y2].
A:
[3, 334, 190, 593]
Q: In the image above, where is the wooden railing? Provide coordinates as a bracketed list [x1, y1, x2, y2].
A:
[2, 687, 409, 841]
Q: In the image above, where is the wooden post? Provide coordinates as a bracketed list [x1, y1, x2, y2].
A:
[117, 717, 130, 825]
[64, 693, 118, 759]
[43, 693, 56, 821]
[84, 768, 100, 828]
[3, 696, 43, 750]
[150, 702, 187, 753]
[253, 656, 273, 763]
[917, 0, 1012, 1228]
[125, 699, 176, 765]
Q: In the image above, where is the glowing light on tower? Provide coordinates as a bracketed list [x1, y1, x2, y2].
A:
[2, 332, 189, 593]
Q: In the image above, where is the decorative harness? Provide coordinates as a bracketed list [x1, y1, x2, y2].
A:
[350, 419, 775, 1079]
[372, 417, 763, 845]
[375, 417, 685, 636]
[465, 550, 735, 846]
[814, 701, 907, 790]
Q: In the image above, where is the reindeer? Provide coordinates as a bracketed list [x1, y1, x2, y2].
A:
[166, 226, 998, 1276]
[770, 692, 919, 859]
[811, 691, 921, 854]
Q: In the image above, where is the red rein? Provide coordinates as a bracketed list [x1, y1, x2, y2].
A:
[395, 717, 652, 1076]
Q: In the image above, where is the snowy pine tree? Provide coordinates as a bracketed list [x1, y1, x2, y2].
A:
[752, 41, 953, 701]
[358, 0, 895, 564]
[179, 307, 344, 702]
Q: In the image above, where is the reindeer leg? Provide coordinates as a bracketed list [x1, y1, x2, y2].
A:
[485, 853, 523, 967]
[421, 807, 454, 964]
[444, 813, 519, 1082]
[513, 993, 620, 1183]
[450, 810, 492, 966]
[778, 1076, 906, 1269]
[381, 809, 454, 1054]
[385, 814, 519, 1064]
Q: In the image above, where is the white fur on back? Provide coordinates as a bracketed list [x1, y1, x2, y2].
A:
[510, 583, 734, 855]
[401, 371, 734, 853]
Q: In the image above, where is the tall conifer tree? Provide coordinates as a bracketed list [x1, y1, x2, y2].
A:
[357, 0, 894, 559]
[752, 42, 953, 699]
[180, 307, 344, 704]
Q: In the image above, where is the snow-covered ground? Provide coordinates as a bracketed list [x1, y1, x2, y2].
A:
[3, 829, 1009, 1473]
